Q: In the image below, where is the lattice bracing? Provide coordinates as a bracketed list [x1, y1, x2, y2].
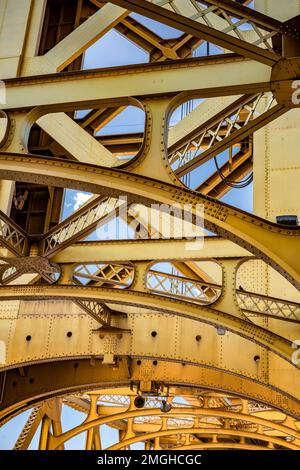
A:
[169, 93, 275, 176]
[75, 299, 113, 326]
[42, 197, 123, 256]
[94, 394, 192, 408]
[147, 269, 300, 322]
[13, 405, 42, 451]
[43, 391, 300, 450]
[0, 257, 61, 285]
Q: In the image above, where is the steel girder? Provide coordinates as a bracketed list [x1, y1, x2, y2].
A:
[109, 0, 297, 65]
[50, 403, 300, 450]
[1, 0, 300, 450]
[2, 56, 272, 110]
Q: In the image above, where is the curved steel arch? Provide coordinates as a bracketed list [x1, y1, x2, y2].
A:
[9, 390, 300, 450]
[0, 153, 299, 289]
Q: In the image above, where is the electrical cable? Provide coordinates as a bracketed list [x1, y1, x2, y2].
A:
[213, 152, 253, 189]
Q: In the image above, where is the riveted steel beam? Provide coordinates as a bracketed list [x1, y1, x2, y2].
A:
[110, 0, 283, 65]
[52, 238, 250, 263]
[1, 359, 300, 424]
[0, 153, 299, 290]
[0, 283, 295, 366]
[40, 196, 124, 257]
[195, 147, 252, 196]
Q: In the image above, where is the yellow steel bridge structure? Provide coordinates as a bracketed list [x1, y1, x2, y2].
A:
[0, 0, 300, 450]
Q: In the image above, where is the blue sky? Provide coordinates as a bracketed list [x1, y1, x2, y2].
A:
[1, 10, 253, 450]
